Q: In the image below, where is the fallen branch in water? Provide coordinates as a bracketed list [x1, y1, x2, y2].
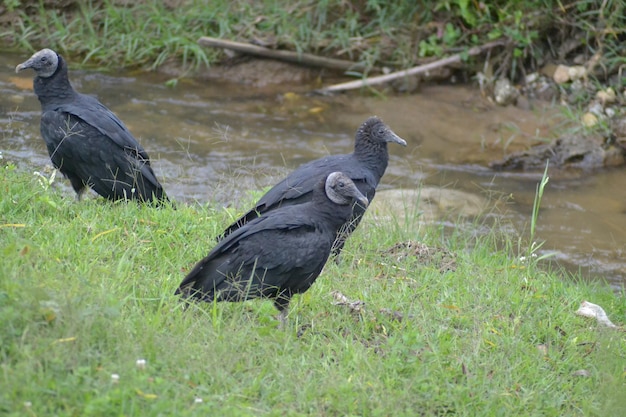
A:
[315, 39, 506, 94]
[197, 36, 373, 73]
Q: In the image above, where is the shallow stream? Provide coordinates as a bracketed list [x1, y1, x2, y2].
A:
[2, 52, 625, 290]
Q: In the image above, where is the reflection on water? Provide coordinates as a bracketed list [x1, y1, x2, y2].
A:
[1, 52, 625, 289]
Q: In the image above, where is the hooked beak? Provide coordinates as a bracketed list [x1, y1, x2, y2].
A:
[348, 179, 369, 208]
[355, 194, 369, 208]
[387, 130, 407, 146]
[15, 60, 32, 73]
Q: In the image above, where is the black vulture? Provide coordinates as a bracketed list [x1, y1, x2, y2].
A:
[15, 48, 168, 204]
[176, 171, 368, 322]
[219, 116, 406, 256]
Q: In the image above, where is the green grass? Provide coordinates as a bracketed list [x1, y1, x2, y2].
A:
[1, 163, 625, 416]
[4, 0, 425, 72]
[3, 0, 624, 80]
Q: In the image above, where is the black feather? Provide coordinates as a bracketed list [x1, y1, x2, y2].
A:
[219, 116, 406, 256]
[176, 172, 368, 316]
[17, 49, 168, 203]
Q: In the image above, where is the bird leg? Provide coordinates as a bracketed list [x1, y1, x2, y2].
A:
[277, 308, 289, 329]
[274, 297, 291, 329]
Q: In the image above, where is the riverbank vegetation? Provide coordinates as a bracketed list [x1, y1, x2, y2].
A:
[1, 0, 624, 83]
[1, 160, 625, 415]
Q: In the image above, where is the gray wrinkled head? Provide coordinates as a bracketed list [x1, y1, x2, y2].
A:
[359, 116, 407, 147]
[15, 48, 59, 78]
[325, 172, 369, 207]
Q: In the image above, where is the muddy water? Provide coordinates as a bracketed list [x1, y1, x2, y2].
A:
[2, 52, 625, 290]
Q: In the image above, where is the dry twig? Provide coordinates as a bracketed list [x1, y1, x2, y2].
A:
[315, 39, 506, 94]
[198, 36, 373, 72]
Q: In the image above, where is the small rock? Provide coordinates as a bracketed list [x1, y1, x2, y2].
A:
[493, 78, 519, 106]
[540, 63, 558, 78]
[582, 112, 598, 127]
[550, 63, 586, 87]
[490, 134, 611, 170]
[567, 65, 587, 81]
[552, 64, 571, 84]
[588, 102, 604, 117]
[575, 300, 618, 328]
[596, 88, 616, 106]
[525, 72, 539, 84]
[605, 107, 616, 118]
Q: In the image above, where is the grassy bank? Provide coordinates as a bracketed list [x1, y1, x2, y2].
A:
[1, 162, 624, 416]
[2, 0, 625, 81]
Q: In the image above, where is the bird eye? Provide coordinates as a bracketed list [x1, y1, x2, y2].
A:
[41, 57, 48, 63]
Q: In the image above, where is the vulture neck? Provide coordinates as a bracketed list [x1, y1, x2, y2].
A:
[354, 138, 389, 178]
[312, 182, 355, 230]
[33, 56, 76, 107]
